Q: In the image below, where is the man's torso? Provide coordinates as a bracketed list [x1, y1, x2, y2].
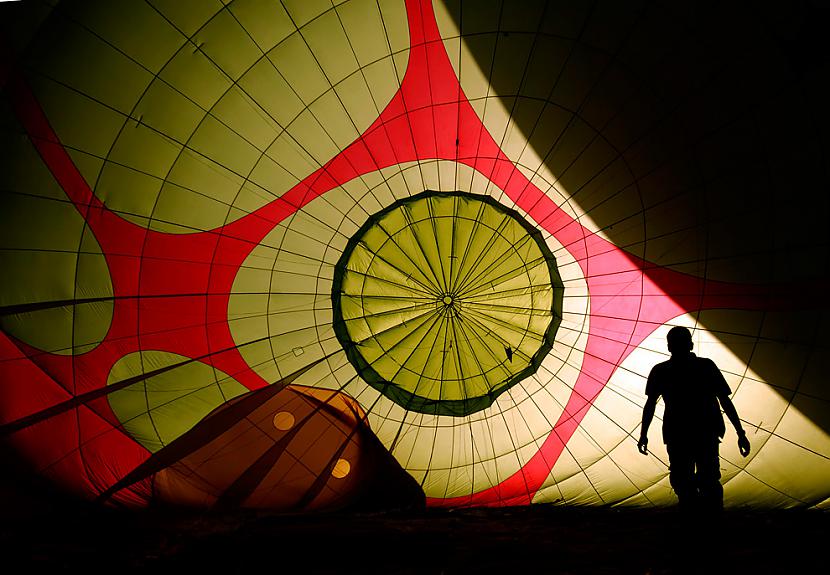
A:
[646, 353, 730, 444]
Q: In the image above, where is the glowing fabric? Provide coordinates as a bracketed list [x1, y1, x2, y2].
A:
[1, 0, 828, 510]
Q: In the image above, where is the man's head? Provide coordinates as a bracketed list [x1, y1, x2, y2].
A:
[666, 326, 693, 356]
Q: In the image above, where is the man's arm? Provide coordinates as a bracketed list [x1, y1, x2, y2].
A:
[719, 393, 751, 457]
[638, 395, 658, 455]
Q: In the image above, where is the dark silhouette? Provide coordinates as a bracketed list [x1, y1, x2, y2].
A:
[638, 326, 751, 511]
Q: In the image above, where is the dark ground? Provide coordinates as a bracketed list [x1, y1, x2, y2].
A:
[2, 461, 826, 575]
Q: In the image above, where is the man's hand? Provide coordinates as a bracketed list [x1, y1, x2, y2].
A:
[637, 436, 648, 455]
[737, 432, 751, 457]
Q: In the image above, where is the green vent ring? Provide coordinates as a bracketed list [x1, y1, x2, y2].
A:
[332, 191, 563, 417]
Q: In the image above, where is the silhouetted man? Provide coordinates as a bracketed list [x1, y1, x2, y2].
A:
[637, 326, 751, 511]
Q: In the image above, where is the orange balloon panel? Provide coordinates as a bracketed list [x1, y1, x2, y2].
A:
[150, 386, 424, 512]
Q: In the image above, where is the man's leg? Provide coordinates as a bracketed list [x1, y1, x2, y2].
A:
[667, 442, 697, 510]
[694, 439, 723, 512]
